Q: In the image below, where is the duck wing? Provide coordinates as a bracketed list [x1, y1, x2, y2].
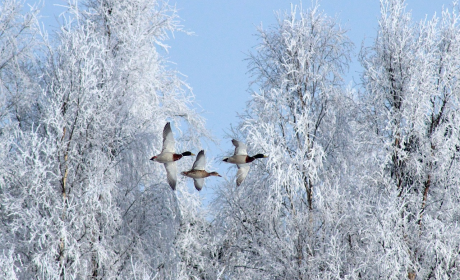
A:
[192, 150, 206, 170]
[162, 122, 175, 153]
[236, 163, 250, 186]
[232, 139, 248, 155]
[164, 162, 177, 190]
[193, 178, 205, 191]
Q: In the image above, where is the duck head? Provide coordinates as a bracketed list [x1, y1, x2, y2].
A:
[209, 171, 222, 177]
[253, 154, 268, 159]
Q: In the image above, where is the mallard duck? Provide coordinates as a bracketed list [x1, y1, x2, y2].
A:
[150, 122, 195, 190]
[223, 139, 268, 186]
[181, 150, 221, 191]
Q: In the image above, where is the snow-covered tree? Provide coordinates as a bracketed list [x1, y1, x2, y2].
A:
[213, 3, 357, 278]
[356, 0, 460, 278]
[0, 0, 211, 278]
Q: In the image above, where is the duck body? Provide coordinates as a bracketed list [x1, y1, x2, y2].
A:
[223, 154, 266, 164]
[181, 170, 221, 179]
[151, 151, 193, 163]
[181, 150, 221, 191]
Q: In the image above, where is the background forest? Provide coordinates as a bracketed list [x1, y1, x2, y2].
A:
[1, 0, 460, 279]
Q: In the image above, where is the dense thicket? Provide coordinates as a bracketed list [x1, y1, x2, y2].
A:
[1, 0, 459, 279]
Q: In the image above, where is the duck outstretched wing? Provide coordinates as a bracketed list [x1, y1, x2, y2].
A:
[236, 163, 250, 186]
[232, 139, 247, 156]
[192, 150, 206, 170]
[164, 161, 177, 190]
[162, 122, 175, 153]
[194, 178, 204, 191]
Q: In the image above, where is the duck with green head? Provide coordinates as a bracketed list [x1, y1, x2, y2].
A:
[150, 122, 195, 190]
[223, 139, 268, 186]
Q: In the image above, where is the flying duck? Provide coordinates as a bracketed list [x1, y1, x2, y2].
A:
[223, 139, 268, 186]
[181, 150, 221, 191]
[150, 122, 195, 190]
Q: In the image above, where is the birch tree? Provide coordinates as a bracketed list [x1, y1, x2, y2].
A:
[213, 3, 356, 278]
[357, 0, 460, 278]
[0, 0, 210, 278]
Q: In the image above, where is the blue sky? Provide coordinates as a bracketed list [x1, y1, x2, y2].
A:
[34, 0, 452, 196]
